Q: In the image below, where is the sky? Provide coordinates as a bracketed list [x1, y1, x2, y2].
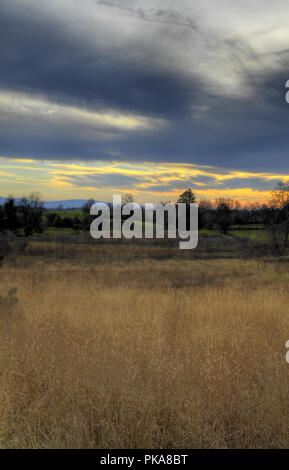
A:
[1, 0, 289, 203]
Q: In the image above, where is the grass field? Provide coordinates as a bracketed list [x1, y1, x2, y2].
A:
[46, 209, 83, 219]
[230, 229, 270, 243]
[42, 227, 76, 235]
[0, 241, 289, 448]
[42, 213, 271, 246]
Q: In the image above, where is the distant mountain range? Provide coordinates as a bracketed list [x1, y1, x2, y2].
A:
[0, 198, 144, 209]
[0, 197, 92, 209]
[44, 199, 94, 209]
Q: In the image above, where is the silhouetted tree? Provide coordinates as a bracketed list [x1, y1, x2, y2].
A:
[262, 181, 289, 253]
[82, 199, 96, 231]
[272, 181, 289, 248]
[62, 217, 74, 228]
[73, 217, 82, 231]
[46, 212, 58, 227]
[54, 215, 64, 228]
[2, 197, 19, 232]
[215, 199, 233, 234]
[18, 192, 44, 236]
[198, 200, 213, 230]
[0, 205, 5, 232]
[178, 189, 196, 205]
[177, 190, 197, 230]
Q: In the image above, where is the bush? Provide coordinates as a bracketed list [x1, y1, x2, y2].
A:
[62, 217, 74, 228]
[0, 287, 18, 314]
[0, 232, 12, 260]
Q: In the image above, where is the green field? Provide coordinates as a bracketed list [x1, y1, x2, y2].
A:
[42, 211, 271, 244]
[199, 227, 270, 243]
[230, 228, 270, 243]
[46, 209, 83, 218]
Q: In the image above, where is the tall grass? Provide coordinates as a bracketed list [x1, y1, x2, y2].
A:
[0, 257, 289, 448]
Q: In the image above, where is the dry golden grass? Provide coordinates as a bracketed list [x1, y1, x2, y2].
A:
[1, 252, 289, 448]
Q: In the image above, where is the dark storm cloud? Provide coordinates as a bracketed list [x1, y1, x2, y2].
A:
[0, 0, 196, 118]
[1, 0, 289, 173]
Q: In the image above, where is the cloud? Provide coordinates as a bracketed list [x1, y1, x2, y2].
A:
[61, 171, 143, 189]
[0, 0, 289, 177]
[96, 0, 200, 33]
[0, 156, 288, 202]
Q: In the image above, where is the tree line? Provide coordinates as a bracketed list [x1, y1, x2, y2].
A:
[177, 185, 289, 253]
[1, 185, 289, 253]
[0, 192, 44, 236]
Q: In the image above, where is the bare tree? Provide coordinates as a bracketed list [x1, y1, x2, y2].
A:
[82, 198, 96, 214]
[19, 192, 44, 236]
[82, 199, 96, 231]
[272, 181, 289, 248]
[263, 181, 289, 252]
[198, 199, 213, 230]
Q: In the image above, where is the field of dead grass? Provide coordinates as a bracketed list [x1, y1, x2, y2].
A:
[0, 251, 289, 448]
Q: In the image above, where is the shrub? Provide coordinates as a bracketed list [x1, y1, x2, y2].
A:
[0, 287, 18, 315]
[0, 232, 12, 260]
